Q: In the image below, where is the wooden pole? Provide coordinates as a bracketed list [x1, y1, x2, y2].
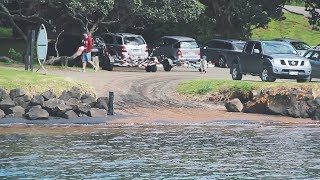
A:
[108, 92, 114, 115]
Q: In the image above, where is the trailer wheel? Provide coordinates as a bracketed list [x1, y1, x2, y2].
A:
[163, 60, 172, 72]
[146, 66, 151, 72]
[151, 65, 157, 72]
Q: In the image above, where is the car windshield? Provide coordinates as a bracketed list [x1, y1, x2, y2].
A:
[234, 42, 246, 50]
[290, 42, 311, 50]
[124, 36, 145, 45]
[180, 41, 199, 49]
[263, 42, 297, 54]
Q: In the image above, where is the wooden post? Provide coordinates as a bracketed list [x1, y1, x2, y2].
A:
[108, 92, 114, 115]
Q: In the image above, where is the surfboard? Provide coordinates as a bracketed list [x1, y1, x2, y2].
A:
[36, 24, 48, 74]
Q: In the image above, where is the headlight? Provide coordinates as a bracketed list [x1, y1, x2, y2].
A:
[272, 58, 282, 66]
[304, 60, 310, 66]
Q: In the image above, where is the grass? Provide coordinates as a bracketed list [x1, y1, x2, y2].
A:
[0, 27, 12, 38]
[251, 13, 320, 46]
[177, 79, 320, 96]
[0, 66, 95, 96]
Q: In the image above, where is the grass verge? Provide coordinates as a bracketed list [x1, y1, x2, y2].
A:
[0, 67, 95, 96]
[177, 79, 320, 98]
[252, 13, 320, 46]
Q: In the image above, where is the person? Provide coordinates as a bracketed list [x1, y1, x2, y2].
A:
[80, 31, 97, 72]
[199, 56, 208, 74]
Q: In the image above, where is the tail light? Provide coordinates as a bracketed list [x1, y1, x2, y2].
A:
[177, 49, 182, 57]
[121, 45, 127, 52]
[145, 45, 148, 52]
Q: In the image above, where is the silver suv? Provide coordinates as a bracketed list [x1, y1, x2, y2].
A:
[152, 36, 201, 64]
[101, 33, 148, 66]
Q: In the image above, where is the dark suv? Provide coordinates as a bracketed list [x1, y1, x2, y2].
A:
[201, 39, 246, 68]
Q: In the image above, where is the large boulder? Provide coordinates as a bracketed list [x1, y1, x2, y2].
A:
[0, 109, 5, 119]
[41, 90, 56, 101]
[89, 108, 107, 118]
[74, 103, 91, 116]
[25, 108, 49, 120]
[81, 94, 96, 107]
[0, 98, 15, 114]
[58, 87, 82, 101]
[30, 95, 45, 106]
[8, 106, 25, 117]
[13, 95, 31, 109]
[43, 98, 72, 117]
[95, 97, 108, 110]
[0, 88, 10, 101]
[62, 110, 79, 119]
[9, 88, 26, 99]
[225, 98, 243, 112]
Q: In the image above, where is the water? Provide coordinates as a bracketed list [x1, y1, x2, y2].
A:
[1, 124, 320, 179]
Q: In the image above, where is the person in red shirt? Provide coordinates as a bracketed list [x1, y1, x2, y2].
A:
[80, 31, 97, 72]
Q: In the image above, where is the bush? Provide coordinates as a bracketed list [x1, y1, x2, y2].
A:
[8, 48, 23, 62]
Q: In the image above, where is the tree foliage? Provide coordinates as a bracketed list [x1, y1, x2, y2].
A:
[305, 0, 320, 30]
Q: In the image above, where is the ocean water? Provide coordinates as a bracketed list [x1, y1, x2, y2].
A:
[0, 123, 320, 179]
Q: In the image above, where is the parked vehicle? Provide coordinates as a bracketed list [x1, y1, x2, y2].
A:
[201, 39, 246, 68]
[272, 38, 311, 56]
[100, 33, 148, 66]
[150, 36, 201, 71]
[303, 49, 320, 81]
[230, 40, 311, 82]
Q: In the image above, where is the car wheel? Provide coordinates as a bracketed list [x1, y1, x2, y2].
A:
[146, 66, 151, 72]
[297, 76, 311, 83]
[151, 65, 157, 72]
[218, 56, 227, 68]
[231, 64, 242, 80]
[163, 60, 172, 72]
[260, 67, 276, 82]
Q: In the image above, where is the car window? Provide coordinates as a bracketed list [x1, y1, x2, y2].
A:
[253, 42, 262, 53]
[115, 36, 123, 45]
[310, 51, 320, 61]
[234, 42, 246, 50]
[124, 36, 145, 45]
[103, 34, 114, 44]
[223, 42, 233, 50]
[244, 41, 255, 54]
[290, 42, 311, 50]
[263, 42, 297, 54]
[180, 41, 199, 49]
[304, 51, 314, 58]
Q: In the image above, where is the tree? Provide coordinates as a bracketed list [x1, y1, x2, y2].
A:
[305, 0, 320, 30]
[199, 0, 287, 39]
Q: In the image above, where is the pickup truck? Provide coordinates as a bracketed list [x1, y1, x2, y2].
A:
[230, 40, 311, 82]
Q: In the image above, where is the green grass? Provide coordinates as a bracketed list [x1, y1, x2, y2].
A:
[0, 67, 95, 96]
[177, 79, 320, 95]
[0, 27, 12, 38]
[252, 13, 320, 46]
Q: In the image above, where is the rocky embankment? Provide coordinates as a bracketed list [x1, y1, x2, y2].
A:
[225, 87, 320, 120]
[0, 87, 110, 120]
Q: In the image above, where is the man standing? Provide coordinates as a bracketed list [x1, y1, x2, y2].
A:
[80, 31, 97, 72]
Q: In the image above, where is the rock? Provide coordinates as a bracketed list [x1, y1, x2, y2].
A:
[25, 108, 49, 120]
[13, 96, 30, 109]
[58, 90, 72, 101]
[8, 106, 25, 117]
[81, 94, 96, 107]
[0, 98, 15, 114]
[0, 88, 9, 101]
[243, 99, 267, 114]
[26, 105, 42, 113]
[89, 108, 107, 118]
[62, 110, 79, 119]
[41, 90, 56, 101]
[0, 109, 5, 119]
[95, 97, 108, 110]
[65, 98, 81, 108]
[30, 95, 45, 106]
[74, 103, 91, 116]
[225, 98, 243, 112]
[9, 88, 26, 99]
[68, 86, 81, 99]
[43, 98, 67, 116]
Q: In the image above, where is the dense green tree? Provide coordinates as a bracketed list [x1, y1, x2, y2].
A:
[199, 0, 287, 39]
[305, 0, 320, 30]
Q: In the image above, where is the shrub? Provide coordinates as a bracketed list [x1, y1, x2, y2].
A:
[8, 48, 23, 61]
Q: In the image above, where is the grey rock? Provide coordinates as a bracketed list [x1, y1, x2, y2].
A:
[62, 110, 79, 119]
[89, 108, 107, 118]
[9, 106, 25, 117]
[74, 103, 91, 116]
[30, 95, 45, 106]
[13, 96, 30, 108]
[0, 109, 5, 118]
[95, 97, 108, 110]
[225, 98, 243, 112]
[9, 88, 26, 99]
[81, 94, 96, 107]
[41, 90, 56, 101]
[26, 108, 49, 120]
[0, 98, 15, 114]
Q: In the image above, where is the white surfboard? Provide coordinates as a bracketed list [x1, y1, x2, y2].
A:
[36, 24, 48, 74]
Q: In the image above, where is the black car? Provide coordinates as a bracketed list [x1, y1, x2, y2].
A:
[200, 39, 246, 68]
[303, 49, 320, 81]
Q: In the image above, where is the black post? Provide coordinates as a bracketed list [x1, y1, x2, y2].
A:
[108, 92, 114, 115]
[30, 30, 35, 71]
[25, 30, 31, 71]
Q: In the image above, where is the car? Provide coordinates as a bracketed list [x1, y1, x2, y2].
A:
[201, 39, 246, 68]
[100, 33, 148, 66]
[303, 49, 320, 81]
[272, 38, 311, 56]
[230, 40, 311, 82]
[151, 36, 201, 65]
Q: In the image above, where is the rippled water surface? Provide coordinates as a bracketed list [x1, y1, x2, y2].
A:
[1, 124, 320, 179]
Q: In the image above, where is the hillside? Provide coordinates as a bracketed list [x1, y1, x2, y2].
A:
[252, 13, 320, 46]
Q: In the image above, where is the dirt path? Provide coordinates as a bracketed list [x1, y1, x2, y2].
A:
[47, 66, 316, 124]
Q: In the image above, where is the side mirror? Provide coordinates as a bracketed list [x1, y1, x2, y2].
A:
[253, 49, 260, 54]
[203, 46, 208, 50]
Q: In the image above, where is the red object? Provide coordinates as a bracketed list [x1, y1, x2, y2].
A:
[177, 49, 182, 57]
[121, 45, 127, 52]
[82, 35, 93, 53]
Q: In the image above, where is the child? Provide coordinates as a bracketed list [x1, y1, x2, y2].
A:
[199, 56, 208, 74]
